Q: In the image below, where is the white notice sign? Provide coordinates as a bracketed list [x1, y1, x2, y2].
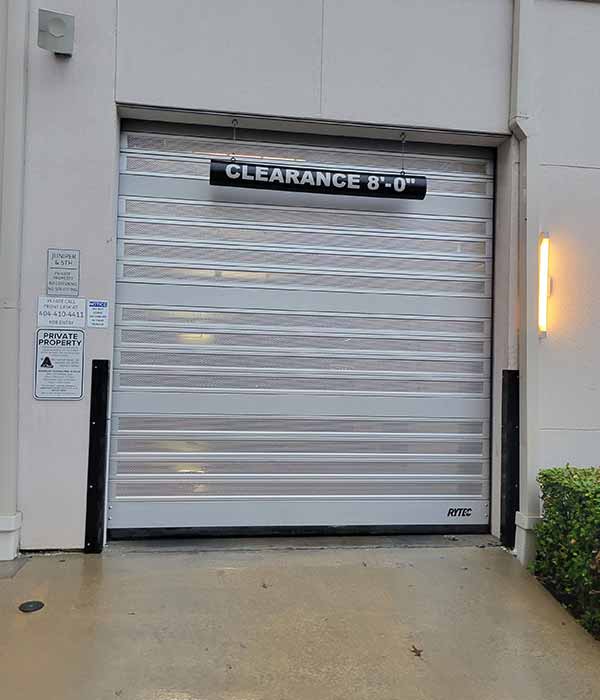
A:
[35, 329, 84, 400]
[38, 296, 86, 328]
[47, 248, 80, 296]
[87, 299, 109, 328]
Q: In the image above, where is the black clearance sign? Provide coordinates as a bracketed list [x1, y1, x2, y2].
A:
[209, 160, 427, 200]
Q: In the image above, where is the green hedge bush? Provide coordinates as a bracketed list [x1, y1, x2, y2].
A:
[534, 466, 600, 638]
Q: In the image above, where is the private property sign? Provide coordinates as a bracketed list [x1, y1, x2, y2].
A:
[34, 329, 84, 400]
[209, 160, 427, 200]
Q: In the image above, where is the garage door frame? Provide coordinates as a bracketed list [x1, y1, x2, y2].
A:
[104, 120, 502, 536]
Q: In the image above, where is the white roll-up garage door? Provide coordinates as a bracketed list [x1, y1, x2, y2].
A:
[108, 126, 494, 531]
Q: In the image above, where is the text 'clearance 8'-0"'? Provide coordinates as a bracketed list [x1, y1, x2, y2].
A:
[209, 160, 427, 200]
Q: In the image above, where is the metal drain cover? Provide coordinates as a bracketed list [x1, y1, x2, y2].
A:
[18, 600, 45, 613]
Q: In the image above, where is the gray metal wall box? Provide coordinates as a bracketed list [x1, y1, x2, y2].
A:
[38, 9, 74, 56]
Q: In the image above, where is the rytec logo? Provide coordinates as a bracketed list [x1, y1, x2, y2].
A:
[447, 508, 473, 518]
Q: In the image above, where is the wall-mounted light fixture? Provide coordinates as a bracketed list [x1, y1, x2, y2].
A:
[538, 234, 550, 336]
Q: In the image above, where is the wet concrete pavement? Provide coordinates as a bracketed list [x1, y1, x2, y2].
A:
[1, 537, 599, 700]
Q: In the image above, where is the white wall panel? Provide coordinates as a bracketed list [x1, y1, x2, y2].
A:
[537, 0, 600, 166]
[116, 0, 323, 118]
[539, 430, 600, 470]
[537, 166, 600, 432]
[533, 1, 600, 477]
[116, 0, 512, 135]
[321, 0, 512, 133]
[17, 2, 119, 549]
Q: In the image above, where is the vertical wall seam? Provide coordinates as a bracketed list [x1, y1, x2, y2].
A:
[15, 0, 32, 525]
[0, 1, 7, 236]
[319, 0, 325, 117]
[114, 0, 119, 103]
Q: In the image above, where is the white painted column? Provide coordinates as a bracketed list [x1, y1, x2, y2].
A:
[0, 0, 28, 560]
[510, 0, 542, 565]
[490, 135, 520, 539]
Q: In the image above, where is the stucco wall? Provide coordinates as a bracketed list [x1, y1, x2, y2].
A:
[116, 0, 513, 134]
[0, 0, 24, 559]
[19, 0, 600, 553]
[535, 0, 600, 470]
[13, 0, 516, 550]
[17, 1, 119, 548]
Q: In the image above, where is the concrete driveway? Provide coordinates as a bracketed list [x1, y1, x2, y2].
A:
[1, 536, 599, 700]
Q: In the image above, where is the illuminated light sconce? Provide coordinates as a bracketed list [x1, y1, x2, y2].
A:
[538, 234, 550, 336]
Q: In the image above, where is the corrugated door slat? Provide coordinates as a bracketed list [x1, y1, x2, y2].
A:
[108, 129, 493, 530]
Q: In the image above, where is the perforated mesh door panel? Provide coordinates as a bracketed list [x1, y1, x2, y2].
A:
[119, 307, 487, 335]
[114, 480, 486, 499]
[117, 350, 486, 376]
[120, 264, 489, 296]
[123, 133, 493, 177]
[109, 127, 494, 529]
[123, 199, 490, 236]
[123, 155, 492, 196]
[121, 241, 489, 276]
[118, 328, 486, 355]
[122, 220, 490, 256]
[115, 371, 486, 396]
[115, 437, 485, 455]
[114, 415, 485, 434]
[114, 459, 486, 477]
